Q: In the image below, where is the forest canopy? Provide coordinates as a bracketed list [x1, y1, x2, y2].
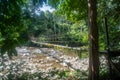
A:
[0, 0, 120, 56]
[48, 0, 120, 50]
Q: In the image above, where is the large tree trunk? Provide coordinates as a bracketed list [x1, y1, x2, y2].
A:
[87, 0, 99, 80]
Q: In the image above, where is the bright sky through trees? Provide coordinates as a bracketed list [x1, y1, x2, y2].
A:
[40, 3, 55, 12]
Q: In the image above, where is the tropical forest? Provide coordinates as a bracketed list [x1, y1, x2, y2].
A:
[0, 0, 120, 80]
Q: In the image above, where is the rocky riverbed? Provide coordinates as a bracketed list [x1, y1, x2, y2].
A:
[0, 47, 108, 80]
[16, 47, 89, 71]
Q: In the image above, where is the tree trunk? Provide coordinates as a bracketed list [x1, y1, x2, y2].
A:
[87, 0, 99, 80]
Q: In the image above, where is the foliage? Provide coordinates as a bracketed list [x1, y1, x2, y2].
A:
[50, 0, 120, 50]
[28, 9, 88, 47]
[0, 0, 47, 58]
[0, 0, 29, 58]
[49, 0, 87, 21]
[27, 10, 56, 40]
[67, 21, 88, 45]
[48, 0, 60, 9]
[97, 0, 120, 50]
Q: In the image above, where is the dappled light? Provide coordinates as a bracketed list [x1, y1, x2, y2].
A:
[0, 0, 120, 80]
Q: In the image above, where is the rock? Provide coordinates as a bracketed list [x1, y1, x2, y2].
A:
[0, 47, 91, 79]
[46, 56, 51, 60]
[55, 60, 59, 63]
[0, 66, 3, 71]
[60, 56, 64, 59]
[0, 73, 3, 76]
[32, 49, 41, 54]
[16, 47, 30, 54]
[22, 53, 30, 56]
[61, 62, 67, 67]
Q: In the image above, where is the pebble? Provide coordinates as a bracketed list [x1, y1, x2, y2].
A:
[0, 66, 3, 71]
[61, 62, 67, 67]
[32, 49, 41, 54]
[0, 47, 108, 79]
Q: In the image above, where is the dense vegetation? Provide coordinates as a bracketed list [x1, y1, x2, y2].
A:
[0, 0, 120, 56]
[28, 11, 88, 46]
[0, 0, 120, 80]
